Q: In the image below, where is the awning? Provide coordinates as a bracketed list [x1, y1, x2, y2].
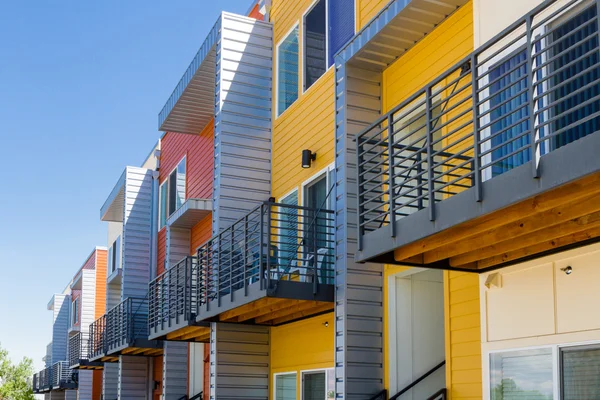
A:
[167, 198, 212, 229]
[100, 169, 126, 222]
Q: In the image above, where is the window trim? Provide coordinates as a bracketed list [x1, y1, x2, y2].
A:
[273, 371, 298, 400]
[302, 0, 329, 94]
[276, 23, 301, 118]
[484, 340, 600, 400]
[71, 297, 79, 326]
[158, 155, 187, 229]
[299, 367, 335, 400]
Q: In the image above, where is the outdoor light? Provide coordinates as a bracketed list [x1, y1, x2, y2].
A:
[561, 266, 573, 275]
[302, 149, 317, 168]
[323, 321, 329, 327]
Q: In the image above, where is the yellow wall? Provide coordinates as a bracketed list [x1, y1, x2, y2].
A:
[357, 0, 390, 29]
[270, 313, 335, 398]
[270, 0, 336, 200]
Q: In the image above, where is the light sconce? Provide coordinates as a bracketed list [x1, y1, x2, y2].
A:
[484, 272, 502, 289]
[302, 149, 317, 168]
[323, 321, 329, 327]
[561, 266, 573, 275]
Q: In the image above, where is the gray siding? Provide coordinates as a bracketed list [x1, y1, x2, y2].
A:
[77, 370, 93, 399]
[118, 356, 149, 400]
[333, 60, 385, 399]
[48, 392, 66, 400]
[166, 227, 191, 268]
[103, 363, 119, 400]
[213, 13, 273, 233]
[121, 167, 153, 300]
[46, 343, 53, 368]
[210, 323, 269, 399]
[64, 390, 77, 400]
[163, 342, 188, 400]
[52, 294, 71, 364]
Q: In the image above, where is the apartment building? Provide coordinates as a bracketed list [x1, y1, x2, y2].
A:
[32, 248, 107, 400]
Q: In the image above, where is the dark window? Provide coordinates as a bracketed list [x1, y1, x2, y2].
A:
[328, 0, 354, 65]
[304, 0, 327, 90]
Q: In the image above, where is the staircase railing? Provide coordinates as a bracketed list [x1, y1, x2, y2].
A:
[178, 391, 203, 400]
[368, 360, 446, 400]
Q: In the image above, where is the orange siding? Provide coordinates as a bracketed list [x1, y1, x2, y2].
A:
[95, 249, 107, 318]
[157, 228, 167, 276]
[190, 216, 212, 255]
[203, 344, 210, 400]
[92, 370, 103, 400]
[153, 356, 163, 400]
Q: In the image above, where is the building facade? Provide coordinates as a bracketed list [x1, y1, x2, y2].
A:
[32, 0, 600, 398]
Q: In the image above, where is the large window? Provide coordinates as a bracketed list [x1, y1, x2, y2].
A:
[277, 26, 299, 116]
[279, 190, 299, 273]
[275, 373, 297, 400]
[304, 0, 327, 90]
[489, 344, 600, 400]
[159, 157, 187, 229]
[302, 369, 335, 400]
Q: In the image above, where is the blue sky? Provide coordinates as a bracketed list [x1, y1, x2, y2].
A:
[0, 0, 251, 370]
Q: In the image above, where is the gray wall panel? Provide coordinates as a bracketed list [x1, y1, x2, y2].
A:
[213, 14, 273, 233]
[334, 59, 385, 399]
[77, 370, 93, 400]
[210, 323, 269, 400]
[52, 294, 70, 364]
[162, 342, 189, 400]
[118, 356, 149, 400]
[166, 227, 191, 269]
[64, 390, 77, 400]
[103, 363, 119, 400]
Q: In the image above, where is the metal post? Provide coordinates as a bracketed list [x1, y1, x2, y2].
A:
[471, 54, 483, 201]
[526, 15, 540, 178]
[313, 209, 318, 294]
[266, 204, 272, 290]
[426, 86, 436, 221]
[244, 215, 248, 296]
[230, 227, 234, 302]
[356, 136, 363, 251]
[217, 235, 222, 308]
[184, 258, 189, 322]
[387, 113, 396, 237]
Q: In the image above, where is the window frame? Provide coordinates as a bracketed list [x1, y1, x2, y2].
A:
[273, 371, 298, 400]
[71, 297, 79, 326]
[299, 367, 335, 400]
[276, 23, 301, 117]
[302, 0, 329, 93]
[158, 155, 187, 229]
[485, 341, 600, 400]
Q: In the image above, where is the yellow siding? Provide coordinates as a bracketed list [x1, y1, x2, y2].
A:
[445, 271, 482, 400]
[357, 0, 390, 29]
[270, 0, 336, 200]
[270, 313, 334, 398]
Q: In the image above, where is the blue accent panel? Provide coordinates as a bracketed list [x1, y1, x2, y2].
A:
[329, 0, 355, 66]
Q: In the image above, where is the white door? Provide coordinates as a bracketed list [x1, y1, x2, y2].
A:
[394, 269, 445, 399]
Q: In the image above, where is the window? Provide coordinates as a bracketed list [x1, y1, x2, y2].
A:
[328, 0, 355, 65]
[159, 157, 187, 228]
[489, 344, 600, 400]
[278, 26, 299, 116]
[275, 373, 297, 400]
[301, 369, 335, 400]
[304, 0, 327, 90]
[71, 298, 79, 326]
[279, 191, 299, 272]
[108, 236, 121, 274]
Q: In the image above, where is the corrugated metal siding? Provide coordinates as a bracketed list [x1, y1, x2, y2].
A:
[121, 167, 153, 301]
[166, 227, 191, 268]
[118, 356, 150, 399]
[190, 216, 212, 254]
[213, 14, 273, 232]
[329, 0, 355, 65]
[95, 249, 107, 319]
[334, 58, 385, 399]
[163, 342, 189, 400]
[77, 370, 93, 400]
[103, 363, 119, 400]
[210, 323, 270, 399]
[81, 270, 96, 334]
[52, 294, 71, 364]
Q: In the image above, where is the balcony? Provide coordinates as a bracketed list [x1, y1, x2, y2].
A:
[33, 367, 51, 393]
[356, 0, 600, 272]
[51, 361, 77, 391]
[149, 202, 335, 339]
[69, 332, 102, 370]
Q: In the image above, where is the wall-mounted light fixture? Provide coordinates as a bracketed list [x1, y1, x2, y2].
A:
[323, 321, 329, 327]
[485, 272, 502, 289]
[302, 149, 317, 168]
[561, 266, 573, 275]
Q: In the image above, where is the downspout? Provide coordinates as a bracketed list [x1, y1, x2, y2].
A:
[150, 149, 161, 280]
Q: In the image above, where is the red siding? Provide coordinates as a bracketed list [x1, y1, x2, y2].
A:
[92, 370, 102, 400]
[248, 4, 263, 20]
[157, 228, 167, 277]
[190, 216, 212, 255]
[153, 356, 163, 400]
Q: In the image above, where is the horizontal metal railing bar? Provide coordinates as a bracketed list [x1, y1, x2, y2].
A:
[536, 109, 600, 144]
[533, 75, 600, 117]
[479, 130, 531, 159]
[533, 97, 600, 133]
[531, 42, 599, 88]
[532, 29, 597, 74]
[476, 87, 529, 121]
[476, 57, 528, 93]
[480, 145, 531, 170]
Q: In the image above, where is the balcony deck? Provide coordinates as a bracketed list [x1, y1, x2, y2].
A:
[51, 361, 77, 391]
[69, 332, 103, 370]
[149, 202, 335, 340]
[356, 0, 600, 272]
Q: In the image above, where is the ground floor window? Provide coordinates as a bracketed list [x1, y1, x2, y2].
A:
[489, 344, 600, 400]
[274, 369, 335, 400]
[275, 373, 297, 400]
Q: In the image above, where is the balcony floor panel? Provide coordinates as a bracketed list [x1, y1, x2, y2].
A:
[165, 325, 211, 342]
[358, 133, 600, 272]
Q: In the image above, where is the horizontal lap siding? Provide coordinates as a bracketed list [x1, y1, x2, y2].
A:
[190, 216, 212, 254]
[446, 271, 482, 400]
[157, 228, 166, 276]
[357, 0, 390, 29]
[92, 370, 103, 400]
[95, 249, 107, 318]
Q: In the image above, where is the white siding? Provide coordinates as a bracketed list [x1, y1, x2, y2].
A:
[80, 270, 96, 334]
[103, 363, 119, 400]
[166, 227, 190, 268]
[121, 167, 153, 301]
[52, 294, 71, 364]
[189, 343, 204, 397]
[118, 356, 150, 400]
[163, 342, 189, 400]
[213, 14, 273, 233]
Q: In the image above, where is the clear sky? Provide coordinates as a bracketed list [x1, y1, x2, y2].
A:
[0, 0, 252, 370]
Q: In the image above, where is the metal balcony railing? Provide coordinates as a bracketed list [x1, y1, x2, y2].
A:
[149, 256, 199, 334]
[51, 361, 75, 389]
[89, 315, 106, 359]
[198, 202, 335, 307]
[37, 367, 51, 391]
[69, 332, 90, 367]
[106, 297, 148, 352]
[356, 0, 600, 249]
[32, 372, 39, 392]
